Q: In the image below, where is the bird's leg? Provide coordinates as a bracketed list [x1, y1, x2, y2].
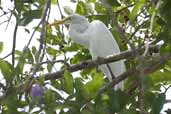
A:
[96, 56, 104, 72]
[106, 64, 116, 79]
[96, 56, 116, 79]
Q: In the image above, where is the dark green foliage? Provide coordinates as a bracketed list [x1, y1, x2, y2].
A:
[0, 0, 171, 114]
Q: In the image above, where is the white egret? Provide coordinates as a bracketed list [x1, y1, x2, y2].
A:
[49, 14, 126, 90]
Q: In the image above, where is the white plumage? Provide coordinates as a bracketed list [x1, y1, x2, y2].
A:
[51, 14, 126, 90]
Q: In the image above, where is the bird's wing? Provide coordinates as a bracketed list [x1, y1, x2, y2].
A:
[89, 20, 121, 58]
[89, 20, 126, 90]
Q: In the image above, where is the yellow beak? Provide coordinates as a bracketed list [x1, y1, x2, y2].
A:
[48, 17, 71, 27]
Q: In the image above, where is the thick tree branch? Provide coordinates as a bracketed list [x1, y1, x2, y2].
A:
[99, 53, 171, 93]
[43, 45, 159, 80]
[12, 45, 171, 97]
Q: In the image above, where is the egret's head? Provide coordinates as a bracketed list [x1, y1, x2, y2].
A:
[66, 14, 88, 24]
[49, 14, 88, 27]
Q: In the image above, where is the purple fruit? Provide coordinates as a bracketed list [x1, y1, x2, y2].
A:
[30, 84, 45, 98]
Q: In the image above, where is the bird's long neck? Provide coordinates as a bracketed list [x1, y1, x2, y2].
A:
[70, 22, 89, 33]
[69, 22, 90, 47]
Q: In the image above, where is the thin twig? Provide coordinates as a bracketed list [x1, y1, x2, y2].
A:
[40, 2, 51, 63]
[5, 8, 14, 30]
[164, 84, 171, 93]
[39, 2, 51, 64]
[31, 0, 51, 76]
[0, 11, 10, 18]
[37, 59, 70, 67]
[0, 20, 9, 26]
[115, 4, 134, 14]
[126, 21, 146, 45]
[0, 53, 12, 62]
[56, 0, 65, 37]
[55, 0, 69, 71]
[26, 1, 51, 48]
[11, 19, 18, 66]
[26, 22, 42, 47]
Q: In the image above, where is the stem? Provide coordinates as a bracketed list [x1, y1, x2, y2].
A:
[12, 20, 18, 66]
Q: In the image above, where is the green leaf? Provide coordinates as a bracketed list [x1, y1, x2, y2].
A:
[47, 63, 53, 72]
[0, 60, 13, 81]
[24, 48, 34, 64]
[64, 43, 83, 52]
[160, 0, 171, 25]
[45, 89, 58, 103]
[4, 94, 18, 114]
[15, 0, 23, 12]
[87, 0, 96, 2]
[16, 57, 25, 75]
[19, 9, 43, 26]
[129, 0, 145, 21]
[32, 46, 37, 55]
[46, 29, 64, 45]
[160, 43, 171, 53]
[84, 72, 104, 98]
[150, 71, 171, 83]
[38, 74, 45, 85]
[64, 70, 74, 94]
[151, 93, 165, 114]
[15, 48, 33, 74]
[76, 1, 86, 15]
[82, 109, 92, 114]
[94, 94, 110, 113]
[75, 1, 93, 15]
[111, 26, 126, 50]
[94, 90, 127, 114]
[108, 91, 127, 113]
[46, 47, 60, 56]
[70, 48, 91, 64]
[106, 0, 120, 6]
[146, 92, 165, 114]
[51, 0, 57, 4]
[84, 3, 94, 14]
[0, 42, 3, 53]
[74, 77, 88, 102]
[95, 2, 107, 14]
